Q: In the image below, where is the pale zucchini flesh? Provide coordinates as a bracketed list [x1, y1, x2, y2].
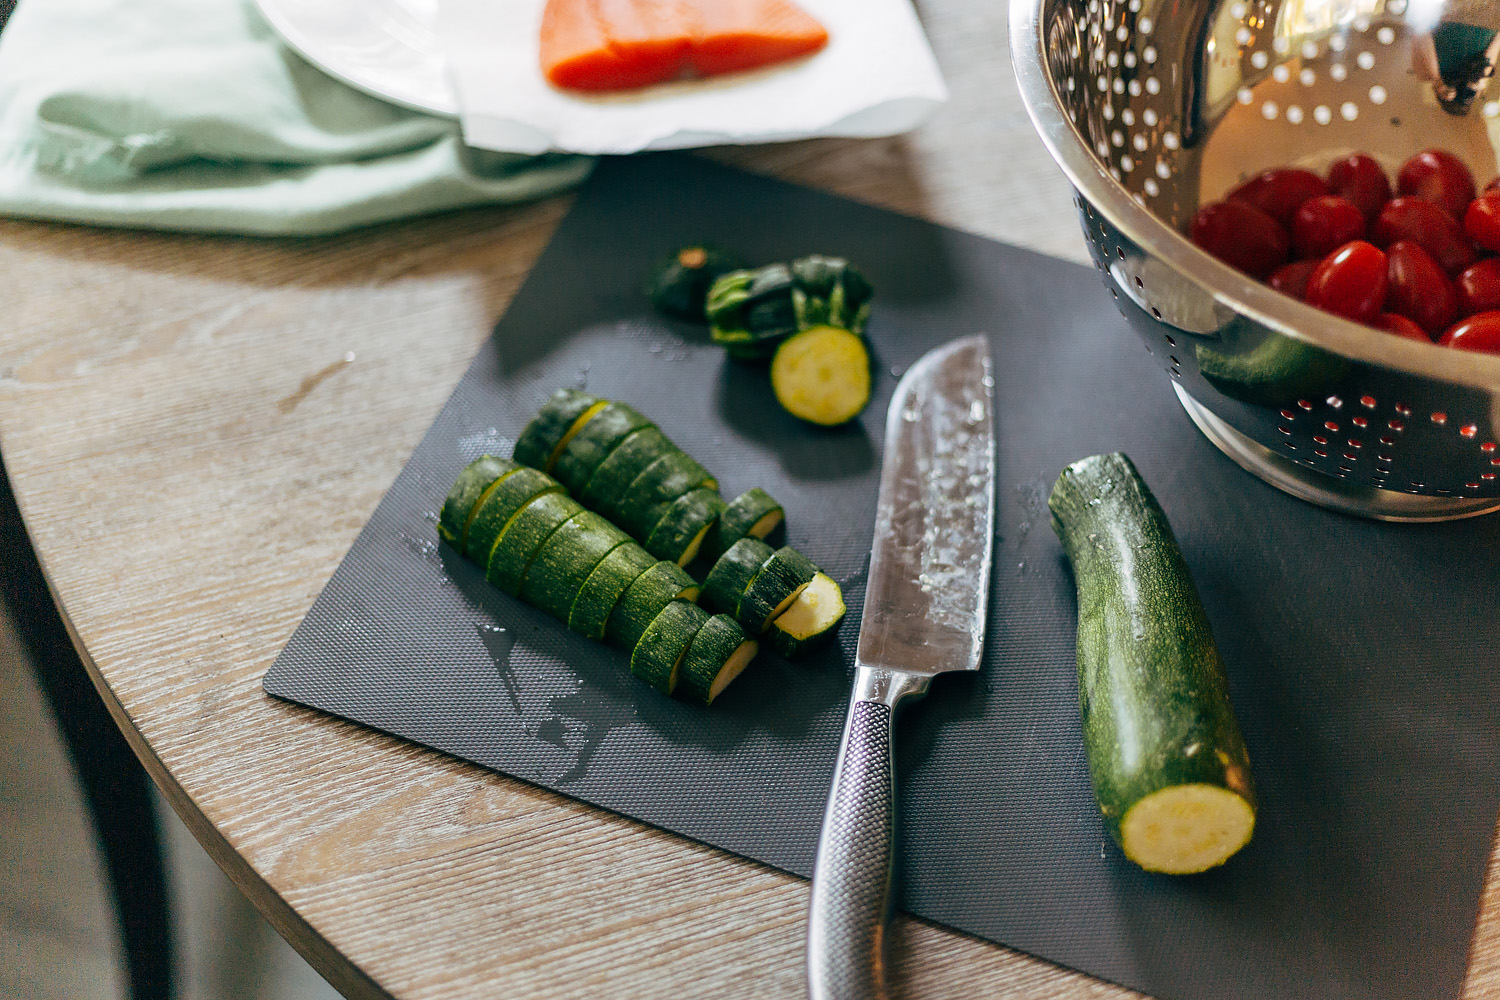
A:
[765, 572, 846, 658]
[769, 325, 871, 426]
[1119, 784, 1257, 875]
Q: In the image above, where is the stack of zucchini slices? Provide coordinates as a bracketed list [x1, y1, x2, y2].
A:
[439, 388, 847, 705]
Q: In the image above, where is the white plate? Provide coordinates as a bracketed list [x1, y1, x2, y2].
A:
[254, 0, 459, 117]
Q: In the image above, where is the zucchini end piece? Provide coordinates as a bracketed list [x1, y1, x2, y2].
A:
[1119, 784, 1255, 875]
[770, 325, 871, 426]
[765, 572, 845, 657]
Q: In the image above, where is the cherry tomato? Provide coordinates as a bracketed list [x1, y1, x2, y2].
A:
[1456, 259, 1500, 315]
[1397, 149, 1477, 219]
[1373, 313, 1433, 342]
[1190, 200, 1288, 278]
[1385, 241, 1457, 335]
[1464, 192, 1500, 253]
[1304, 240, 1388, 322]
[1291, 195, 1367, 258]
[1371, 197, 1476, 274]
[1440, 311, 1500, 355]
[1267, 259, 1319, 299]
[1327, 154, 1392, 220]
[1228, 168, 1331, 226]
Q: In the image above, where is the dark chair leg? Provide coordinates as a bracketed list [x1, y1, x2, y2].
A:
[0, 453, 174, 1000]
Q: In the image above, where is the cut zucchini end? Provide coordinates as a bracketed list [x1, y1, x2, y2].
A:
[759, 580, 811, 633]
[766, 572, 846, 657]
[1119, 784, 1255, 875]
[546, 400, 610, 472]
[706, 640, 758, 702]
[676, 522, 714, 567]
[680, 585, 701, 603]
[769, 325, 871, 426]
[747, 509, 784, 539]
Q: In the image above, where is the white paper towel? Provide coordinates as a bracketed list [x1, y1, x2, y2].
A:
[436, 0, 948, 154]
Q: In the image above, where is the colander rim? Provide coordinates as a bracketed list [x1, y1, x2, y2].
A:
[1008, 0, 1500, 394]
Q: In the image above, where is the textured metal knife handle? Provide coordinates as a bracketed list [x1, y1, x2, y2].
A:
[807, 667, 931, 1000]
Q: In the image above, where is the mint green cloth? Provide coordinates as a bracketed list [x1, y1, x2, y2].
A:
[0, 0, 592, 234]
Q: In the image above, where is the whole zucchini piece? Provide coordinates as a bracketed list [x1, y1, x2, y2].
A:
[512, 389, 604, 472]
[630, 600, 710, 695]
[1048, 452, 1257, 875]
[643, 488, 727, 566]
[647, 245, 746, 322]
[702, 537, 775, 618]
[764, 571, 845, 658]
[678, 614, 759, 705]
[770, 325, 871, 426]
[704, 488, 785, 561]
[706, 263, 799, 360]
[438, 455, 519, 548]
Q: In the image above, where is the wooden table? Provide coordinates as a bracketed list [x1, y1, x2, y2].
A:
[5, 6, 1500, 999]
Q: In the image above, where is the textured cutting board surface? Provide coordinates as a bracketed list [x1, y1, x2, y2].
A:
[266, 153, 1500, 1000]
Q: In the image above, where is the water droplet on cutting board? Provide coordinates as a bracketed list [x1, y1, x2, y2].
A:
[535, 718, 570, 750]
[476, 624, 520, 712]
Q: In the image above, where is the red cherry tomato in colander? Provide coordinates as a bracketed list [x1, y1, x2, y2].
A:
[1190, 200, 1288, 279]
[1463, 192, 1500, 253]
[1373, 313, 1434, 342]
[1457, 259, 1500, 316]
[1397, 149, 1477, 220]
[1371, 197, 1476, 275]
[1268, 259, 1319, 299]
[1440, 312, 1500, 355]
[1292, 195, 1367, 259]
[1228, 168, 1331, 227]
[1305, 240, 1388, 323]
[1384, 241, 1457, 336]
[1327, 154, 1392, 220]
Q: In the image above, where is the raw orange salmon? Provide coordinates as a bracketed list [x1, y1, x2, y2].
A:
[539, 0, 829, 93]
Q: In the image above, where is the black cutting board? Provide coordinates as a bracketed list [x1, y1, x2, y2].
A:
[265, 153, 1500, 1000]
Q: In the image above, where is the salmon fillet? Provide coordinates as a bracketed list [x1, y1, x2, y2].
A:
[539, 0, 828, 93]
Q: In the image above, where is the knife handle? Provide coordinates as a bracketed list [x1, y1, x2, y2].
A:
[807, 666, 931, 1000]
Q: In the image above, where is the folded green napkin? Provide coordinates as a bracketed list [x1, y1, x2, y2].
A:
[0, 0, 592, 235]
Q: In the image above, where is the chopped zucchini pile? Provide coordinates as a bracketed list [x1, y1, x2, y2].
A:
[648, 248, 875, 426]
[441, 392, 848, 705]
[1049, 452, 1257, 874]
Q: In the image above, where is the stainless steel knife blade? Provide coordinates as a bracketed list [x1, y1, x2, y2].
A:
[807, 333, 996, 1000]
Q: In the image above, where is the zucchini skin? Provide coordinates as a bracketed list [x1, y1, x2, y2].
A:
[462, 468, 566, 565]
[550, 402, 654, 494]
[579, 427, 672, 511]
[512, 389, 601, 470]
[617, 451, 717, 536]
[703, 537, 775, 617]
[569, 544, 657, 641]
[739, 546, 817, 632]
[520, 510, 631, 622]
[1048, 452, 1256, 850]
[704, 487, 784, 561]
[486, 492, 585, 596]
[643, 488, 726, 565]
[438, 455, 517, 546]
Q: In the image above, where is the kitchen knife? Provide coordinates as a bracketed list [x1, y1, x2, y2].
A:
[806, 333, 996, 1000]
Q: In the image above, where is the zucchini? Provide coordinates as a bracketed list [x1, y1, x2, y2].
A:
[789, 255, 874, 336]
[512, 389, 606, 472]
[550, 401, 654, 494]
[704, 487, 784, 561]
[578, 427, 673, 511]
[647, 244, 746, 322]
[463, 467, 565, 564]
[769, 324, 871, 426]
[616, 451, 718, 537]
[707, 264, 799, 360]
[606, 561, 701, 652]
[764, 572, 845, 658]
[702, 537, 775, 617]
[678, 614, 759, 705]
[629, 600, 711, 695]
[569, 543, 658, 641]
[643, 488, 727, 566]
[737, 545, 817, 633]
[1048, 452, 1256, 875]
[485, 491, 585, 596]
[520, 510, 631, 622]
[438, 455, 519, 547]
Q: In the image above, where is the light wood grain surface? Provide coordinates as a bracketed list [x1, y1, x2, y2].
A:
[3, 5, 1500, 999]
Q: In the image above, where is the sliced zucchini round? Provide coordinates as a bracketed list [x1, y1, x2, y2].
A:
[1119, 784, 1257, 875]
[630, 600, 711, 695]
[550, 401, 654, 494]
[438, 455, 519, 548]
[678, 614, 758, 705]
[569, 544, 658, 641]
[644, 488, 727, 566]
[703, 487, 784, 561]
[485, 492, 584, 596]
[765, 572, 846, 658]
[520, 510, 631, 622]
[512, 389, 602, 471]
[616, 451, 718, 536]
[702, 537, 775, 617]
[463, 467, 565, 565]
[606, 561, 700, 652]
[738, 546, 818, 633]
[769, 324, 872, 426]
[578, 427, 672, 511]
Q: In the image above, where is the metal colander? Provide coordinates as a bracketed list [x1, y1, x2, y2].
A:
[1012, 0, 1500, 520]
